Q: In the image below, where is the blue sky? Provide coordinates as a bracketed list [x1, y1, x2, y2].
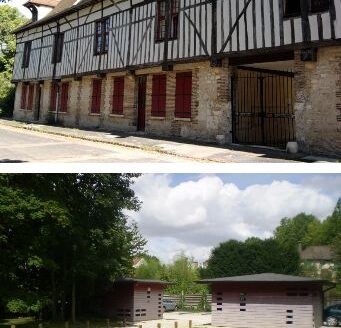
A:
[128, 174, 340, 263]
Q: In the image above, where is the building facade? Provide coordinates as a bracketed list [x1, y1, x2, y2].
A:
[102, 278, 169, 322]
[12, 0, 341, 155]
[200, 273, 335, 328]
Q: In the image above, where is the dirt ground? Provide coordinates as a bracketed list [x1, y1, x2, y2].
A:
[129, 312, 211, 328]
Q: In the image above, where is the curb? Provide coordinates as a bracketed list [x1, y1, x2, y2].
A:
[0, 120, 219, 163]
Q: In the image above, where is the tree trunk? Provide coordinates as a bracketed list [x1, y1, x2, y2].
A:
[51, 270, 57, 321]
[71, 273, 76, 324]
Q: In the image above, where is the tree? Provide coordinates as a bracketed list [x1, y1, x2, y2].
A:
[304, 198, 341, 246]
[0, 174, 146, 322]
[164, 254, 207, 296]
[134, 255, 165, 280]
[202, 238, 299, 279]
[274, 213, 319, 249]
[0, 5, 27, 116]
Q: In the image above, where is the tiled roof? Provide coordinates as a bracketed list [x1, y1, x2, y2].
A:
[25, 0, 61, 7]
[300, 245, 334, 261]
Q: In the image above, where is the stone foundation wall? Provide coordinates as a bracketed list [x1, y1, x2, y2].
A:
[294, 46, 341, 156]
[13, 60, 232, 144]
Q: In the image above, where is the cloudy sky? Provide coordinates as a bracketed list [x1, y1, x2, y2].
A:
[127, 174, 340, 264]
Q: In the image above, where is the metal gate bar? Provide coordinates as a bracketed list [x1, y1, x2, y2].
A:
[232, 67, 296, 149]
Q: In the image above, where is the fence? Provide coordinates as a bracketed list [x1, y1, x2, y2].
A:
[164, 295, 212, 309]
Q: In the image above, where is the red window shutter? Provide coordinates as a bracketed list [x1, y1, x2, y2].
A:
[27, 84, 34, 111]
[175, 72, 192, 118]
[152, 75, 166, 117]
[60, 83, 69, 113]
[91, 79, 102, 113]
[112, 77, 124, 114]
[50, 83, 58, 112]
[21, 84, 27, 109]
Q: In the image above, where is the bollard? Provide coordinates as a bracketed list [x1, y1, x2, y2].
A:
[106, 319, 110, 328]
[157, 323, 161, 328]
[86, 321, 90, 328]
[65, 322, 69, 328]
[189, 320, 192, 328]
[174, 322, 178, 328]
[38, 324, 43, 328]
[138, 325, 142, 328]
[11, 325, 15, 328]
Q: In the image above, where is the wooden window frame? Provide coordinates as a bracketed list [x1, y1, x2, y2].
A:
[27, 84, 35, 111]
[151, 74, 167, 117]
[283, 0, 302, 18]
[175, 72, 192, 119]
[94, 18, 110, 56]
[60, 82, 69, 113]
[52, 32, 65, 64]
[156, 0, 179, 42]
[22, 41, 32, 68]
[309, 0, 330, 13]
[21, 84, 28, 109]
[91, 79, 102, 114]
[112, 77, 125, 115]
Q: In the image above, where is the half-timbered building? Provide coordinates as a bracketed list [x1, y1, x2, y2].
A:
[12, 0, 341, 155]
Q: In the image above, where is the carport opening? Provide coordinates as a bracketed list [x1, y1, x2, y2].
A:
[230, 57, 296, 149]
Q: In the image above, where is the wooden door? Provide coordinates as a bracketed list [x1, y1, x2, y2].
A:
[137, 76, 147, 131]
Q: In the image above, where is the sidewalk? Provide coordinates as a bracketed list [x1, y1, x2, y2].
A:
[0, 119, 338, 163]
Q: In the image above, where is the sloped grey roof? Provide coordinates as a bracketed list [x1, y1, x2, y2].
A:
[199, 273, 331, 284]
[300, 246, 334, 261]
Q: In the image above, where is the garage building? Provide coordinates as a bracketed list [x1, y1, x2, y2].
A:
[200, 273, 335, 328]
[103, 278, 170, 322]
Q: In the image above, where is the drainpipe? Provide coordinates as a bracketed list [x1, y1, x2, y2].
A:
[55, 82, 60, 124]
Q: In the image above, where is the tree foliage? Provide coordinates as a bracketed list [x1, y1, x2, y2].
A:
[274, 213, 319, 249]
[134, 255, 164, 280]
[0, 174, 146, 321]
[202, 238, 300, 279]
[0, 5, 27, 116]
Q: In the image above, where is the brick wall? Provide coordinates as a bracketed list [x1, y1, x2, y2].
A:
[294, 46, 341, 156]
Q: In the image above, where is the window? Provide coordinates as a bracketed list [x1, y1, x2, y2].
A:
[283, 0, 301, 17]
[50, 83, 58, 112]
[21, 84, 28, 109]
[52, 33, 64, 64]
[95, 18, 110, 55]
[151, 75, 166, 117]
[22, 41, 32, 68]
[91, 79, 102, 113]
[310, 0, 330, 13]
[60, 82, 69, 113]
[175, 72, 192, 118]
[112, 77, 124, 114]
[156, 0, 179, 41]
[27, 84, 35, 111]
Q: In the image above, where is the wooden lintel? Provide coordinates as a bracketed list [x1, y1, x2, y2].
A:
[162, 63, 173, 71]
[211, 56, 222, 67]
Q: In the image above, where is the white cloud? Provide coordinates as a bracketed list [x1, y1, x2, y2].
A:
[129, 175, 337, 263]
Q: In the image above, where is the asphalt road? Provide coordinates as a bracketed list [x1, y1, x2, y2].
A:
[0, 125, 193, 163]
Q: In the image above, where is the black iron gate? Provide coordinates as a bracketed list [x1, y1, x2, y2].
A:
[232, 66, 296, 148]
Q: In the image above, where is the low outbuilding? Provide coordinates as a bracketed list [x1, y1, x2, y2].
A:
[200, 273, 335, 328]
[103, 278, 170, 322]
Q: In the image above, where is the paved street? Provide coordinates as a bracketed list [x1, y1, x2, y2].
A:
[0, 120, 336, 163]
[0, 125, 194, 163]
